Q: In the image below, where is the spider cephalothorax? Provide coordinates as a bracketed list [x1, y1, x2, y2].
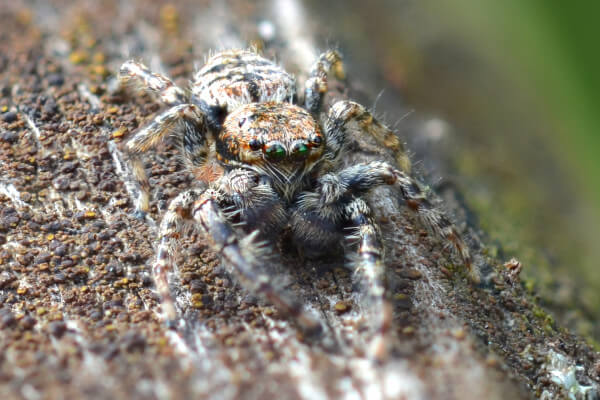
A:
[218, 102, 325, 198]
[118, 49, 475, 357]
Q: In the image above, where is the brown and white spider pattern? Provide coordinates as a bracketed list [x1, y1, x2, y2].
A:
[118, 49, 475, 350]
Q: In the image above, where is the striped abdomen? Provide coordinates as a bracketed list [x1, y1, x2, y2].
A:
[192, 50, 296, 113]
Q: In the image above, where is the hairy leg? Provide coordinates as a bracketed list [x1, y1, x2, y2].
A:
[344, 197, 392, 359]
[325, 100, 411, 172]
[392, 167, 476, 280]
[304, 50, 344, 114]
[291, 187, 393, 358]
[124, 104, 208, 216]
[153, 189, 202, 324]
[307, 160, 476, 281]
[153, 172, 320, 337]
[192, 186, 322, 337]
[119, 60, 187, 107]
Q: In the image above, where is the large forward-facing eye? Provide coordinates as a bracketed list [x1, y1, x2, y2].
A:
[264, 143, 286, 162]
[291, 142, 309, 160]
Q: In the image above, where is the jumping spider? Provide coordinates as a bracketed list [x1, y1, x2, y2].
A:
[118, 49, 475, 347]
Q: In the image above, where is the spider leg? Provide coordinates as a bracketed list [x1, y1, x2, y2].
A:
[124, 104, 208, 216]
[319, 97, 470, 274]
[304, 50, 344, 114]
[392, 167, 476, 281]
[325, 100, 411, 172]
[345, 197, 392, 360]
[153, 189, 202, 324]
[291, 187, 392, 357]
[310, 161, 476, 282]
[119, 60, 187, 107]
[192, 190, 323, 337]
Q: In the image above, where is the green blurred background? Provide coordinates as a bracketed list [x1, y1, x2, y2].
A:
[307, 0, 600, 342]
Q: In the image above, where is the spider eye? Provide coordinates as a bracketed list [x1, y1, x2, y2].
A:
[264, 143, 286, 162]
[291, 142, 309, 160]
[248, 138, 262, 151]
[309, 135, 323, 147]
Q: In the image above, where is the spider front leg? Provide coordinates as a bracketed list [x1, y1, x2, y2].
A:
[326, 100, 411, 173]
[309, 161, 476, 282]
[119, 60, 187, 106]
[304, 50, 344, 114]
[191, 188, 323, 338]
[345, 197, 393, 359]
[291, 181, 392, 358]
[123, 104, 208, 216]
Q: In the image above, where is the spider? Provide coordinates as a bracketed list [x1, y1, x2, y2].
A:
[118, 49, 475, 350]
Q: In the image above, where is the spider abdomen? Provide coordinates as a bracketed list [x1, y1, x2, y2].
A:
[192, 50, 296, 113]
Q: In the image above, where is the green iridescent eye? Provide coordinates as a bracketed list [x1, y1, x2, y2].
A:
[296, 144, 308, 154]
[291, 142, 309, 160]
[265, 143, 286, 162]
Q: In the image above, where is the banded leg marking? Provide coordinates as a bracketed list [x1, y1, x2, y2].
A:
[326, 100, 411, 172]
[393, 168, 476, 281]
[193, 196, 322, 337]
[153, 189, 201, 323]
[314, 160, 475, 280]
[305, 50, 344, 114]
[119, 60, 187, 106]
[124, 104, 206, 215]
[345, 197, 392, 360]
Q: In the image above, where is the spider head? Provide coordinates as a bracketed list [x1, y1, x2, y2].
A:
[218, 103, 324, 186]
